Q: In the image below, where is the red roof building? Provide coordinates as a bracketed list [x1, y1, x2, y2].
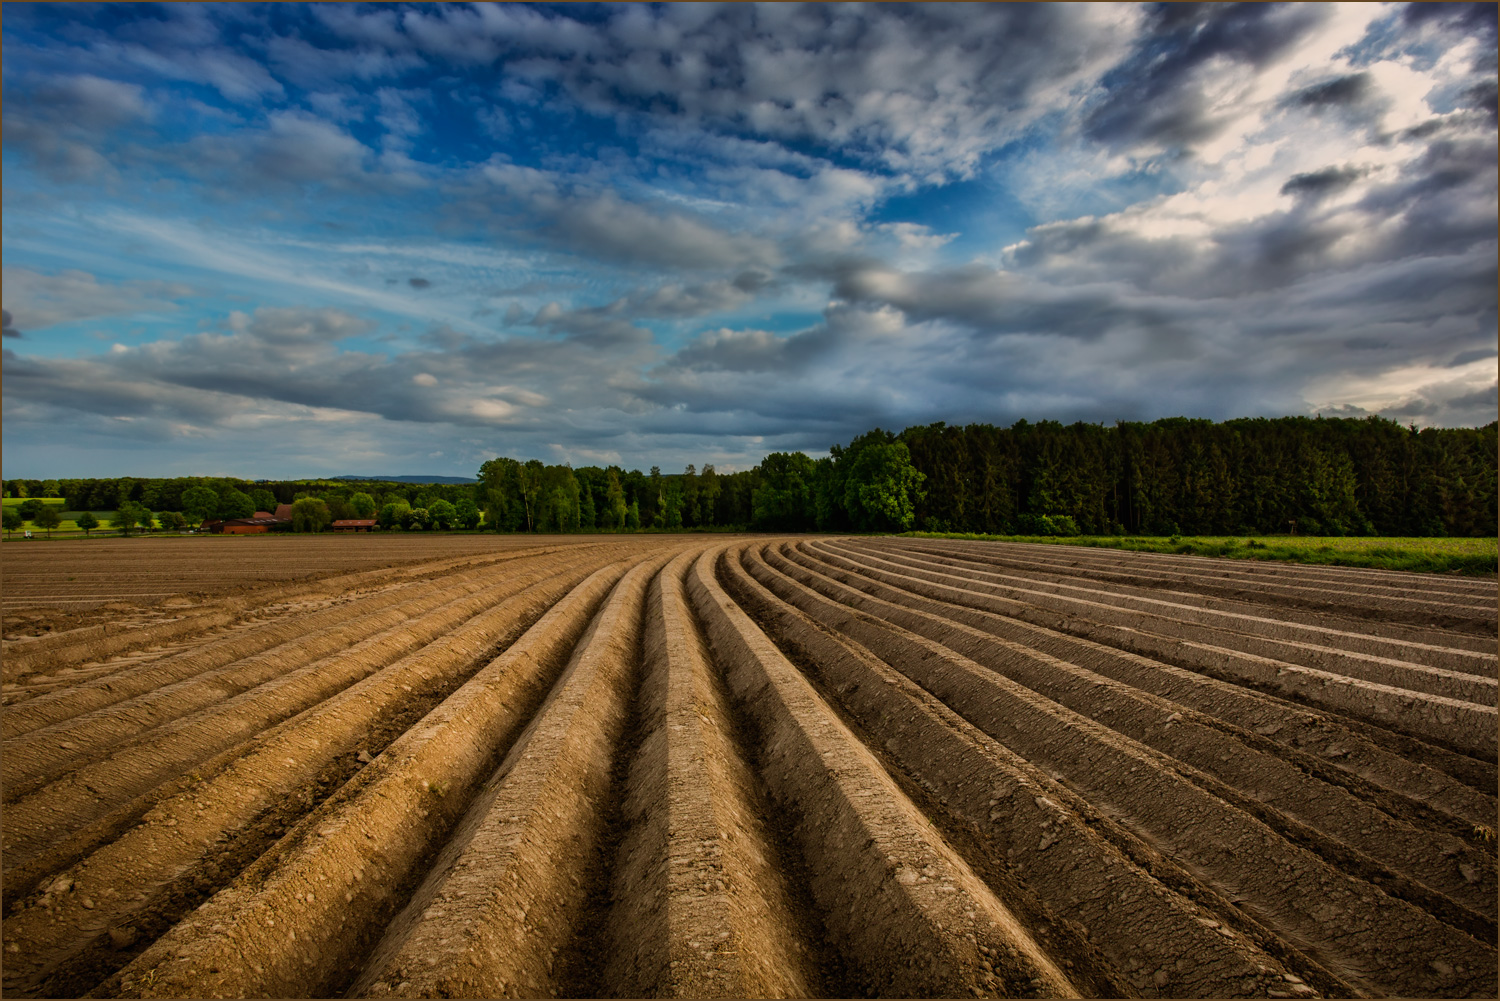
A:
[205, 515, 292, 534]
[331, 519, 377, 532]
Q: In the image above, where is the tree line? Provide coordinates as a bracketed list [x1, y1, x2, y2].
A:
[894, 416, 1496, 538]
[5, 415, 1494, 537]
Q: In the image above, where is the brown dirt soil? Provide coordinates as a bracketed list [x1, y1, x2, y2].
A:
[1, 535, 1493, 999]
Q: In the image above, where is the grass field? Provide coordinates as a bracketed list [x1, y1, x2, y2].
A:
[902, 532, 1499, 576]
[3, 499, 122, 536]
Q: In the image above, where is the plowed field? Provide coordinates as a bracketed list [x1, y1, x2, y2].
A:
[2, 535, 604, 615]
[2, 537, 1495, 998]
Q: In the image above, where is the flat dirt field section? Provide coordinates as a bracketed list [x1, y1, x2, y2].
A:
[2, 536, 1495, 998]
[1, 535, 605, 619]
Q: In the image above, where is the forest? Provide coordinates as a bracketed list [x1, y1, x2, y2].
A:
[5, 415, 1495, 537]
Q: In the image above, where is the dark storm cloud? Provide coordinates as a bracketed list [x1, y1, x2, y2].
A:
[528, 300, 654, 351]
[826, 262, 1159, 342]
[1084, 2, 1324, 152]
[1401, 2, 1499, 38]
[1280, 165, 1366, 199]
[188, 111, 378, 191]
[653, 323, 841, 375]
[607, 274, 774, 319]
[2, 310, 22, 340]
[1448, 348, 1498, 368]
[2, 351, 248, 427]
[638, 241, 1499, 439]
[0, 1, 1133, 200]
[408, 277, 431, 289]
[1462, 79, 1498, 123]
[1010, 108, 1496, 301]
[1286, 73, 1372, 109]
[1357, 136, 1497, 228]
[1444, 385, 1499, 411]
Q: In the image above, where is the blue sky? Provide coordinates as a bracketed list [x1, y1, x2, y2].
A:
[3, 2, 1495, 478]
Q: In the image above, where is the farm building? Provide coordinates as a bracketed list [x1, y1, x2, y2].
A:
[331, 519, 377, 532]
[202, 511, 291, 534]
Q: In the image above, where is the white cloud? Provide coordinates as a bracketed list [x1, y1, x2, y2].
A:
[1, 267, 195, 332]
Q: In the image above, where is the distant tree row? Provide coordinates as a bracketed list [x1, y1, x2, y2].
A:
[1, 477, 478, 522]
[2, 477, 480, 531]
[7, 415, 1493, 538]
[896, 416, 1496, 538]
[475, 459, 758, 533]
[734, 416, 1496, 537]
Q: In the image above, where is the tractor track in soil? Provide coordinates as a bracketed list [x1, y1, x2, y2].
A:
[2, 535, 1493, 998]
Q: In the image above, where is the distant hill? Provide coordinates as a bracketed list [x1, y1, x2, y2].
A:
[331, 474, 477, 484]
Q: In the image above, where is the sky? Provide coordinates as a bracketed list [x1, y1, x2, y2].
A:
[2, 2, 1496, 479]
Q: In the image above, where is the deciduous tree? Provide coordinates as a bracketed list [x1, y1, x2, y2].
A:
[752, 452, 817, 531]
[377, 501, 409, 530]
[34, 505, 63, 537]
[181, 486, 219, 526]
[841, 431, 925, 532]
[290, 498, 333, 533]
[454, 497, 481, 529]
[114, 501, 151, 536]
[220, 488, 256, 520]
[428, 499, 457, 530]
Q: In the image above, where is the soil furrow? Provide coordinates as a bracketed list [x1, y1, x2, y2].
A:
[904, 539, 1496, 600]
[733, 544, 1325, 999]
[766, 546, 1498, 927]
[688, 543, 1078, 999]
[758, 572, 1498, 997]
[943, 538, 1496, 592]
[2, 567, 508, 796]
[99, 557, 636, 999]
[782, 544, 1499, 838]
[2, 568, 446, 741]
[597, 549, 818, 998]
[805, 542, 1498, 760]
[350, 550, 682, 998]
[880, 540, 1498, 674]
[0, 544, 588, 681]
[832, 541, 1497, 705]
[909, 541, 1499, 630]
[2, 551, 612, 870]
[0, 554, 620, 998]
[799, 544, 1498, 792]
[4, 534, 1484, 999]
